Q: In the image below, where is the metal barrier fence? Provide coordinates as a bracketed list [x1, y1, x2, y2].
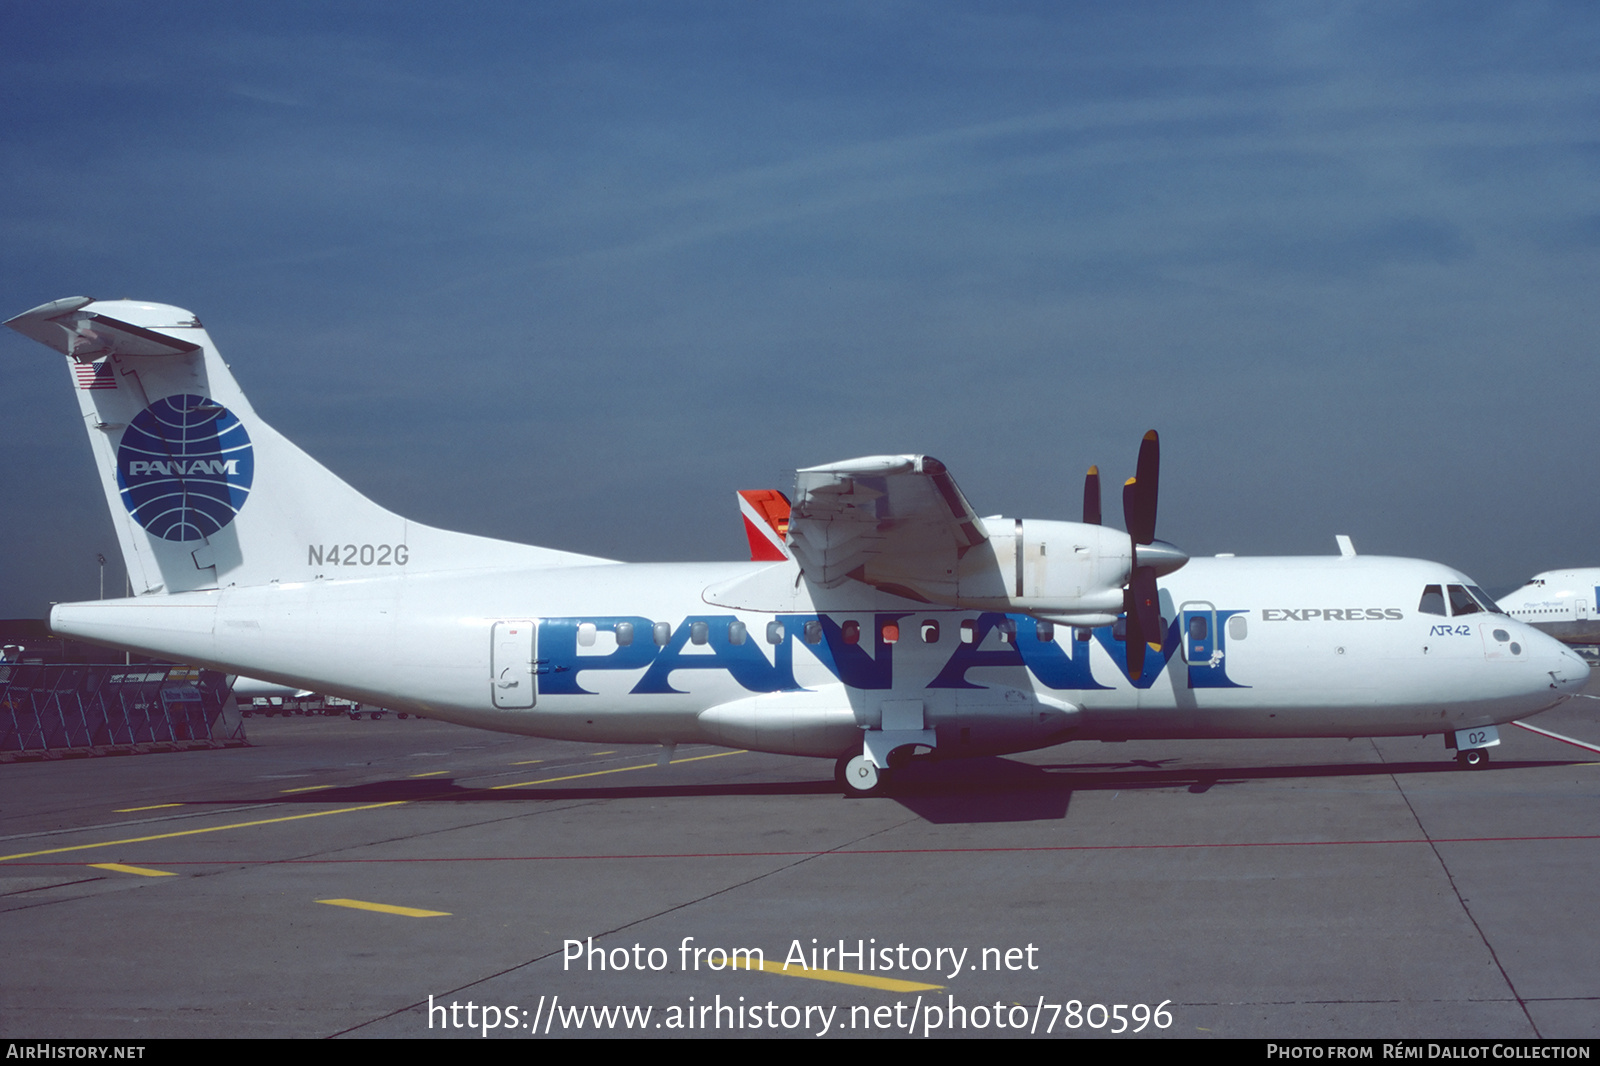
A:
[0, 663, 244, 756]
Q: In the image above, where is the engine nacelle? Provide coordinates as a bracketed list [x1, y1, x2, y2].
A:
[953, 518, 1133, 618]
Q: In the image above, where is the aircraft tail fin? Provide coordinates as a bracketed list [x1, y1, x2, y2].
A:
[737, 489, 791, 562]
[7, 297, 607, 596]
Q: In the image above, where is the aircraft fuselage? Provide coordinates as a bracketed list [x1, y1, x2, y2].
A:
[51, 553, 1583, 761]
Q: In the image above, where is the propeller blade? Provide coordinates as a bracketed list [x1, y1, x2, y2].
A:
[1124, 587, 1146, 679]
[1122, 477, 1149, 547]
[1123, 430, 1160, 545]
[1120, 431, 1168, 681]
[1130, 565, 1161, 644]
[1135, 429, 1160, 504]
[1082, 465, 1101, 526]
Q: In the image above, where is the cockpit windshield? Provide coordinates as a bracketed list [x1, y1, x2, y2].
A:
[1419, 583, 1504, 617]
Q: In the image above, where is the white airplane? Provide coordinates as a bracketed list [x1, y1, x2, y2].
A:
[1496, 569, 1600, 645]
[231, 675, 312, 701]
[6, 296, 1588, 792]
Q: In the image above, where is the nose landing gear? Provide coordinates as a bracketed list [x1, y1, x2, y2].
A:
[1448, 725, 1499, 770]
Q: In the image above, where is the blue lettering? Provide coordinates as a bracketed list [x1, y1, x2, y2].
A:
[928, 612, 1028, 689]
[632, 616, 797, 695]
[1015, 616, 1112, 690]
[536, 607, 1245, 697]
[1092, 616, 1183, 688]
[776, 613, 903, 690]
[537, 617, 657, 695]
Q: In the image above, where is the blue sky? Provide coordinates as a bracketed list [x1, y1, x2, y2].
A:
[3, 2, 1598, 616]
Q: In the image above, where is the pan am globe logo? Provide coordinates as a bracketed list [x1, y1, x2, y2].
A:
[115, 394, 255, 542]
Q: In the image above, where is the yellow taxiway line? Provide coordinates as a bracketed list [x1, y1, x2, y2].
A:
[0, 802, 408, 862]
[89, 863, 176, 877]
[318, 898, 451, 918]
[2, 750, 749, 862]
[734, 956, 942, 993]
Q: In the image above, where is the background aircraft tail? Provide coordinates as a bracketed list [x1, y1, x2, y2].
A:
[7, 297, 606, 597]
[737, 489, 792, 561]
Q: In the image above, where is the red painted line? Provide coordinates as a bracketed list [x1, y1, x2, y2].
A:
[9, 834, 1599, 867]
[1513, 719, 1600, 755]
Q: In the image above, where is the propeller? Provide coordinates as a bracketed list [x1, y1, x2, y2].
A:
[1113, 431, 1183, 677]
[1076, 431, 1186, 676]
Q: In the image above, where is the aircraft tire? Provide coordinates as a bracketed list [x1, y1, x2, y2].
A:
[1457, 748, 1490, 769]
[840, 754, 889, 797]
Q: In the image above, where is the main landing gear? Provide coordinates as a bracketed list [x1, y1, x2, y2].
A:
[836, 745, 921, 797]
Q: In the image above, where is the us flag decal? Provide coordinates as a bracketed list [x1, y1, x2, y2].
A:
[73, 361, 117, 390]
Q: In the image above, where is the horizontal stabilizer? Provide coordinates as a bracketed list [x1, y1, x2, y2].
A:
[6, 298, 202, 359]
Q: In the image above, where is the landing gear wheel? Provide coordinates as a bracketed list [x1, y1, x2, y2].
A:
[839, 754, 890, 797]
[1457, 748, 1490, 769]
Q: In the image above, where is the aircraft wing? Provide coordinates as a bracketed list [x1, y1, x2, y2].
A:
[787, 455, 988, 598]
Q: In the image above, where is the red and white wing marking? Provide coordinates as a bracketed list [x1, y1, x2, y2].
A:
[738, 489, 791, 562]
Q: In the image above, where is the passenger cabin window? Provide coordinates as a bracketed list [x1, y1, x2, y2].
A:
[996, 619, 1017, 644]
[653, 621, 672, 647]
[920, 620, 940, 643]
[881, 622, 899, 644]
[577, 622, 597, 647]
[1035, 619, 1054, 643]
[804, 620, 823, 645]
[960, 620, 976, 644]
[690, 621, 710, 645]
[614, 622, 634, 647]
[766, 621, 784, 645]
[1227, 615, 1247, 641]
[842, 620, 861, 645]
[1418, 585, 1446, 616]
[728, 620, 747, 646]
[1188, 616, 1208, 642]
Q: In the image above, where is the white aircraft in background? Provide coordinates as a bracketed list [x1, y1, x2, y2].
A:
[1496, 570, 1600, 646]
[7, 297, 1587, 792]
[231, 675, 311, 701]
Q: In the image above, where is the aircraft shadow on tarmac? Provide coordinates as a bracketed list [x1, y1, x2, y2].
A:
[187, 755, 1586, 826]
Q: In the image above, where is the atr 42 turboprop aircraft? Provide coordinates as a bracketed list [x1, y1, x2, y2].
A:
[7, 298, 1588, 792]
[1497, 570, 1600, 646]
